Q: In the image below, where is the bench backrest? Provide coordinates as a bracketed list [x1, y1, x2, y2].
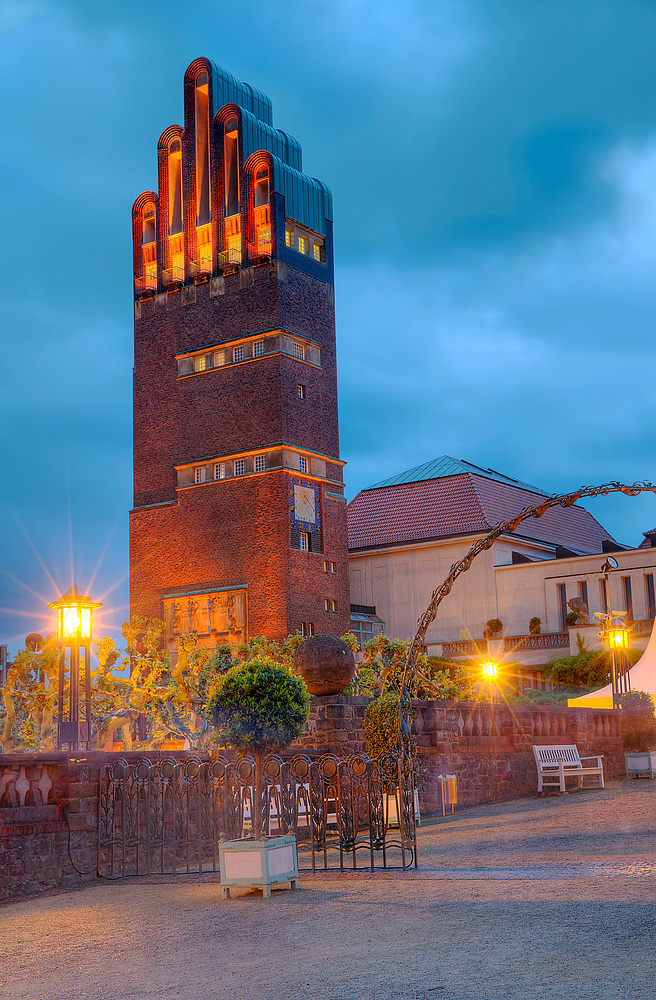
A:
[533, 744, 582, 769]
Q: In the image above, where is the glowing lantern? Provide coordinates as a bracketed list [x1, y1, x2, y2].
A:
[48, 584, 102, 750]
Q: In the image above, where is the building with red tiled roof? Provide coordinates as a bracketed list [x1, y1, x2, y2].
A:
[347, 457, 656, 680]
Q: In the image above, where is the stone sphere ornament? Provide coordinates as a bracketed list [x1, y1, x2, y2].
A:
[293, 634, 356, 696]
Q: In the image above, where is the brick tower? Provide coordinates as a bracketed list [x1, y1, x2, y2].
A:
[129, 58, 350, 650]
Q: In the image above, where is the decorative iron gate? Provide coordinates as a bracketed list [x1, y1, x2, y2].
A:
[97, 752, 417, 877]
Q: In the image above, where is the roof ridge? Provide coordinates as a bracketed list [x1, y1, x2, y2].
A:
[465, 473, 492, 531]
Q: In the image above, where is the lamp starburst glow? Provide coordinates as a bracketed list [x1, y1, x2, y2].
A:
[48, 584, 102, 749]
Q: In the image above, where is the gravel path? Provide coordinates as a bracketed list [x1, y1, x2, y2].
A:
[2, 780, 656, 1000]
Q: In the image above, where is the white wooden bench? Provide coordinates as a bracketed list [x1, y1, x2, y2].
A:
[532, 744, 604, 793]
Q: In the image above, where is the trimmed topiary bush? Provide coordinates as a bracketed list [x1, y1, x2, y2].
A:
[529, 617, 542, 635]
[363, 691, 417, 777]
[207, 656, 309, 753]
[206, 656, 310, 839]
[486, 618, 503, 636]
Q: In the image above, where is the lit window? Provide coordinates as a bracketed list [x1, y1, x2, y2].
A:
[300, 532, 310, 551]
[255, 455, 266, 473]
[331, 562, 337, 574]
[253, 340, 264, 358]
[214, 463, 225, 480]
[214, 350, 225, 367]
[285, 228, 294, 248]
[194, 355, 206, 373]
[234, 345, 244, 362]
[298, 235, 308, 255]
[323, 560, 329, 573]
[194, 467, 206, 484]
[234, 459, 246, 476]
[313, 243, 321, 262]
[297, 384, 306, 399]
[292, 343, 305, 360]
[299, 456, 308, 474]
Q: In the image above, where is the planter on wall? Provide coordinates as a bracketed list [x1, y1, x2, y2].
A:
[625, 751, 656, 779]
[219, 834, 299, 899]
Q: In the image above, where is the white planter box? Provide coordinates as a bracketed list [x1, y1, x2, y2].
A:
[625, 751, 656, 779]
[219, 834, 299, 899]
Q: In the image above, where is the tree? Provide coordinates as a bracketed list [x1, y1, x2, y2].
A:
[206, 656, 310, 840]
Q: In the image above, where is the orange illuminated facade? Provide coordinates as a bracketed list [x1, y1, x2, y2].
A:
[129, 58, 350, 648]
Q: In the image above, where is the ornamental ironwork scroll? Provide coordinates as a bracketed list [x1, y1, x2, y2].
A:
[396, 480, 656, 791]
[97, 751, 416, 878]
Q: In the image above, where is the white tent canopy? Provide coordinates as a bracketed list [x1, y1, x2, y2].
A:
[568, 618, 656, 709]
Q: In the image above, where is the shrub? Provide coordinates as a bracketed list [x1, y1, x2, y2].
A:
[206, 656, 310, 841]
[529, 617, 541, 635]
[545, 650, 641, 689]
[565, 611, 579, 626]
[206, 656, 309, 754]
[363, 691, 417, 776]
[486, 619, 503, 636]
[620, 690, 656, 752]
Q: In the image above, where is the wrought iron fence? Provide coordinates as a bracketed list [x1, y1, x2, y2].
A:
[97, 751, 417, 878]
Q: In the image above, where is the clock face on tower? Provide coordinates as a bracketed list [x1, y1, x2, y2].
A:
[294, 485, 316, 523]
[290, 481, 321, 532]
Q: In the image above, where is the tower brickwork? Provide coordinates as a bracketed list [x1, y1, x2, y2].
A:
[130, 59, 350, 648]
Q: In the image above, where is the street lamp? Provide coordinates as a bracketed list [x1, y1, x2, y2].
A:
[48, 584, 102, 749]
[595, 611, 631, 709]
[480, 658, 499, 702]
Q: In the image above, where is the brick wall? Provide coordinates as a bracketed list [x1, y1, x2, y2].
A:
[293, 695, 624, 810]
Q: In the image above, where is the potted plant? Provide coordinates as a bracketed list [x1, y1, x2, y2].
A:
[206, 655, 310, 897]
[621, 690, 656, 778]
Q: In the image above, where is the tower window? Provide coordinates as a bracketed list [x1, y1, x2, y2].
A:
[224, 117, 240, 219]
[214, 463, 225, 480]
[332, 600, 338, 613]
[214, 350, 225, 367]
[142, 204, 157, 246]
[254, 455, 266, 473]
[194, 466, 206, 484]
[300, 622, 314, 638]
[300, 532, 310, 551]
[194, 355, 206, 373]
[233, 346, 244, 362]
[298, 235, 308, 255]
[297, 384, 306, 399]
[195, 71, 211, 226]
[254, 167, 270, 208]
[331, 562, 337, 574]
[253, 340, 264, 358]
[323, 560, 329, 573]
[285, 228, 294, 248]
[234, 459, 246, 476]
[168, 139, 183, 236]
[292, 343, 305, 360]
[299, 456, 308, 474]
[313, 242, 325, 262]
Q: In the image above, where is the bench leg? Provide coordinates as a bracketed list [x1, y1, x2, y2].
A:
[559, 764, 565, 793]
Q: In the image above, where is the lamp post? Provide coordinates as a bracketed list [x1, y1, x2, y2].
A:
[48, 584, 102, 750]
[480, 658, 499, 703]
[595, 611, 631, 710]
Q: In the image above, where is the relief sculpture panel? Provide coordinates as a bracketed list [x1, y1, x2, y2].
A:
[163, 589, 246, 650]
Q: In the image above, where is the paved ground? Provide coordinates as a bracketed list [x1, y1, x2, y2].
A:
[2, 780, 656, 1000]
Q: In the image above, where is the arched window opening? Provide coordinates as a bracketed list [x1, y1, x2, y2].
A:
[223, 116, 241, 264]
[194, 72, 211, 227]
[253, 166, 271, 256]
[167, 139, 184, 283]
[141, 202, 157, 291]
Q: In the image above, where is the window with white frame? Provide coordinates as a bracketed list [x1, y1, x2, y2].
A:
[323, 560, 329, 573]
[300, 622, 314, 637]
[234, 459, 246, 476]
[292, 342, 305, 360]
[233, 345, 244, 362]
[254, 455, 266, 473]
[194, 466, 206, 484]
[194, 355, 207, 373]
[253, 340, 264, 358]
[214, 463, 225, 480]
[297, 384, 306, 399]
[331, 562, 337, 574]
[214, 350, 225, 367]
[299, 456, 308, 474]
[324, 599, 330, 612]
[300, 532, 310, 551]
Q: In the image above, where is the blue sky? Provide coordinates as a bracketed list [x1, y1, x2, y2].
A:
[1, 0, 655, 650]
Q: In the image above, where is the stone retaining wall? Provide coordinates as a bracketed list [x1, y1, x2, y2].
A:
[294, 696, 624, 810]
[0, 700, 623, 901]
